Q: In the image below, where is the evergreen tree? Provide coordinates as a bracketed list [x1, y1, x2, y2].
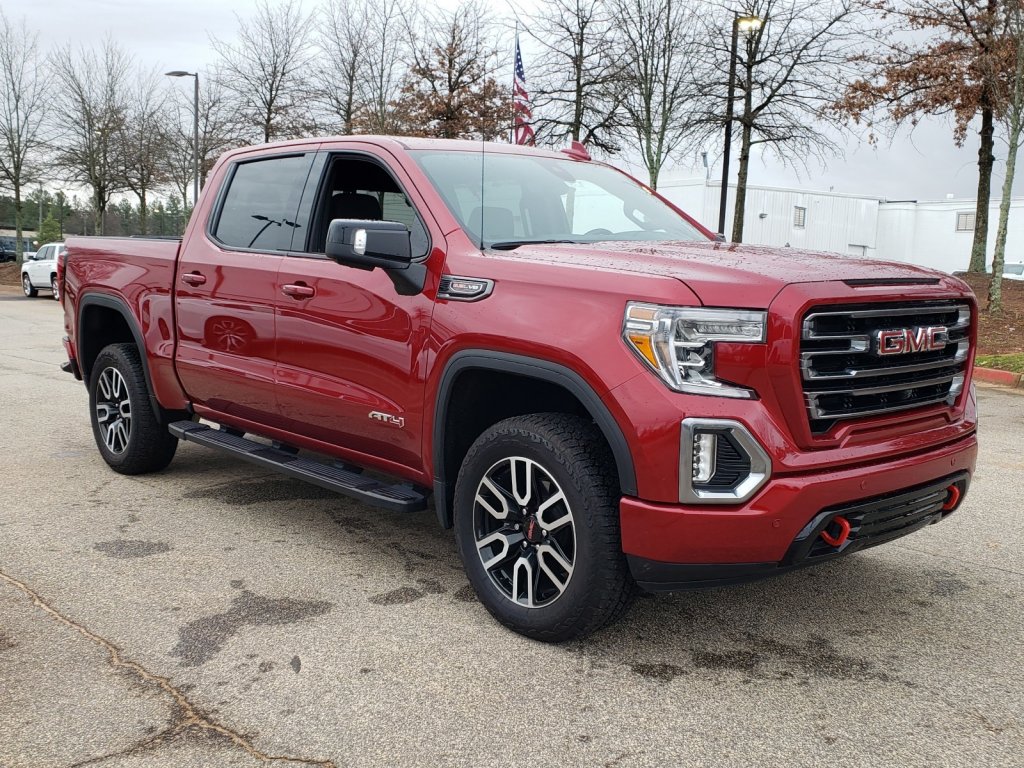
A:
[37, 212, 60, 244]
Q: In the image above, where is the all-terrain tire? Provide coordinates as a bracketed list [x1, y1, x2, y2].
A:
[88, 343, 178, 474]
[453, 413, 635, 642]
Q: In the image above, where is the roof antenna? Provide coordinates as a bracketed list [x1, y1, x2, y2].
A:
[480, 130, 486, 250]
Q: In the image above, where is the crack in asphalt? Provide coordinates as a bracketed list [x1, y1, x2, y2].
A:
[66, 727, 180, 768]
[897, 543, 1024, 578]
[0, 568, 336, 768]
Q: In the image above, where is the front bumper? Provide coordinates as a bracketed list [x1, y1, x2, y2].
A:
[621, 432, 977, 590]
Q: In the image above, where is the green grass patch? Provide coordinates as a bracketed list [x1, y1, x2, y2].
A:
[976, 353, 1024, 374]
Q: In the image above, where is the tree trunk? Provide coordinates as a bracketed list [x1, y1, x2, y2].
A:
[14, 184, 24, 267]
[969, 105, 995, 272]
[93, 188, 104, 236]
[647, 134, 659, 190]
[139, 191, 148, 236]
[988, 113, 1020, 313]
[731, 121, 752, 243]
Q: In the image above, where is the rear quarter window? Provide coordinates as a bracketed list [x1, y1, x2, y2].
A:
[212, 154, 313, 251]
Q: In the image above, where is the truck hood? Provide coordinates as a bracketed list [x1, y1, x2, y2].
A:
[502, 240, 948, 308]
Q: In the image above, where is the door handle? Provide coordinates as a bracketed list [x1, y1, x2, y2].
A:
[282, 283, 315, 299]
[181, 272, 207, 286]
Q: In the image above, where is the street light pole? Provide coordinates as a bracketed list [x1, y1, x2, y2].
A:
[165, 70, 200, 208]
[717, 13, 763, 240]
[718, 15, 740, 239]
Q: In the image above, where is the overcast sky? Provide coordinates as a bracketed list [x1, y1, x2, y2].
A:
[5, 0, 1016, 202]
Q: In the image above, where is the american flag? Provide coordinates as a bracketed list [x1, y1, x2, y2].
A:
[513, 35, 535, 145]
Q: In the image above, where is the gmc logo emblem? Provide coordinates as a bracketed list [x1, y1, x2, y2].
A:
[875, 326, 948, 356]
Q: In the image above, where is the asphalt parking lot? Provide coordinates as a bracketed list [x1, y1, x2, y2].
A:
[0, 289, 1021, 768]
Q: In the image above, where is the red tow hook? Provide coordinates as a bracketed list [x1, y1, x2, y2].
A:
[819, 515, 851, 548]
[942, 484, 961, 512]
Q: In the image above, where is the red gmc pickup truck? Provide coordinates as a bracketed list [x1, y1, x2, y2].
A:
[61, 136, 978, 641]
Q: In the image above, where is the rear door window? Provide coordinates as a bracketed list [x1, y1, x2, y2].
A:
[212, 154, 314, 251]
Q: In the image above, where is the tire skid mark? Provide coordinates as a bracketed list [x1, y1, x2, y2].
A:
[0, 568, 336, 767]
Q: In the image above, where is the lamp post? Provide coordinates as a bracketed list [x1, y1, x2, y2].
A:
[717, 13, 763, 239]
[165, 70, 200, 208]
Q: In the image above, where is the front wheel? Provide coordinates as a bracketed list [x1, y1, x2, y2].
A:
[453, 413, 634, 642]
[51, 275, 59, 301]
[88, 343, 178, 474]
[22, 274, 37, 297]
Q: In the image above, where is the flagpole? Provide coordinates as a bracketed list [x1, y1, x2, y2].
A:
[511, 24, 518, 144]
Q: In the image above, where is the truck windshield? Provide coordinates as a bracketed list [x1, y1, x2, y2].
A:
[410, 150, 708, 249]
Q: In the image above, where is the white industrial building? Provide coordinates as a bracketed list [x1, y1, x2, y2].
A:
[658, 176, 1024, 274]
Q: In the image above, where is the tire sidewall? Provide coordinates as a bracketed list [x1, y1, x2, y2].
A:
[454, 423, 614, 638]
[88, 347, 143, 469]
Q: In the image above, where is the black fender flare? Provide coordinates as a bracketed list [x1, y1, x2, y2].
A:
[77, 292, 166, 424]
[431, 350, 638, 528]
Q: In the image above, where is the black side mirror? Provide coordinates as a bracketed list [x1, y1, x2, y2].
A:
[326, 219, 412, 270]
[325, 219, 426, 296]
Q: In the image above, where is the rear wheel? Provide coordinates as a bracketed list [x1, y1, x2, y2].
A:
[50, 275, 59, 301]
[22, 274, 37, 298]
[88, 343, 178, 474]
[454, 413, 634, 642]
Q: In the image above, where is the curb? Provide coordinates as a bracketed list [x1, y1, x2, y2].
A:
[974, 366, 1024, 388]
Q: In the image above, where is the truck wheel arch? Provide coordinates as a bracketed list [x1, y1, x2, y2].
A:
[432, 350, 637, 528]
[77, 293, 165, 424]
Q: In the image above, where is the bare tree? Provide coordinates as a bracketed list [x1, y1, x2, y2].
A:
[0, 11, 48, 265]
[213, 0, 314, 143]
[524, 0, 622, 152]
[360, 0, 412, 133]
[50, 39, 131, 235]
[989, 2, 1024, 313]
[313, 0, 370, 134]
[840, 0, 1011, 273]
[393, 1, 505, 139]
[692, 0, 863, 242]
[116, 72, 169, 235]
[613, 0, 699, 189]
[166, 69, 243, 208]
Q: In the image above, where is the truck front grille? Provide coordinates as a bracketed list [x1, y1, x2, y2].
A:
[800, 301, 971, 433]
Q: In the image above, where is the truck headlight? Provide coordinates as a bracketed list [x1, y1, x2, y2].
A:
[622, 303, 766, 398]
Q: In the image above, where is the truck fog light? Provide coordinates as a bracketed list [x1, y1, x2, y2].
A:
[692, 433, 717, 483]
[681, 419, 771, 504]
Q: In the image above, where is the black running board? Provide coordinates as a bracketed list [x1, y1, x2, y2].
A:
[169, 421, 428, 513]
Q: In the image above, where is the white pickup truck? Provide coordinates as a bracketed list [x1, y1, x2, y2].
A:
[21, 242, 65, 300]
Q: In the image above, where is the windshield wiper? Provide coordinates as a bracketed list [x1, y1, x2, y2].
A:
[488, 239, 581, 251]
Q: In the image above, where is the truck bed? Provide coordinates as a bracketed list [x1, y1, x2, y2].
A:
[65, 236, 181, 302]
[64, 235, 185, 410]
